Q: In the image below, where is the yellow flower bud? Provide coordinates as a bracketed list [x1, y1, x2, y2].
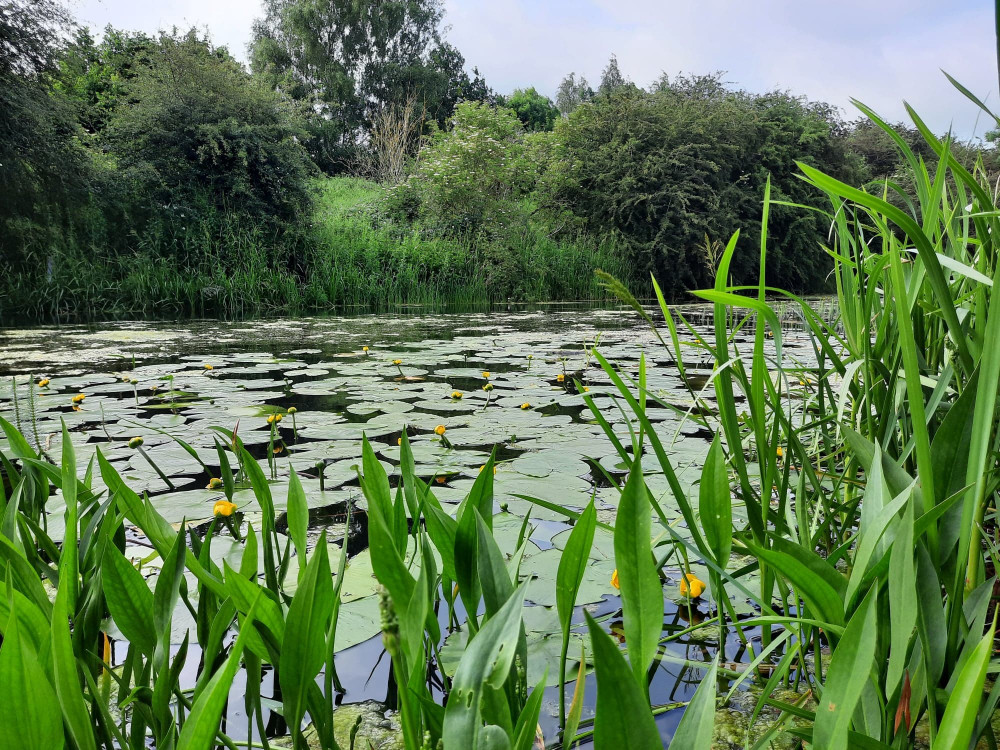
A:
[679, 572, 705, 599]
[37, 378, 50, 388]
[520, 403, 531, 409]
[128, 436, 144, 449]
[482, 371, 490, 378]
[213, 500, 237, 517]
[483, 383, 494, 391]
[71, 394, 86, 404]
[556, 373, 565, 382]
[287, 406, 297, 414]
[451, 391, 463, 399]
[611, 569, 620, 589]
[204, 364, 213, 370]
[434, 425, 446, 436]
[207, 477, 224, 490]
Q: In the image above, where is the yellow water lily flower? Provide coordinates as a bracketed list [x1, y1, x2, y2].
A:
[71, 394, 86, 404]
[37, 378, 49, 388]
[434, 425, 446, 436]
[363, 346, 370, 352]
[679, 572, 705, 599]
[213, 500, 237, 517]
[776, 446, 784, 458]
[397, 437, 402, 445]
[611, 569, 620, 589]
[392, 359, 402, 365]
[556, 373, 565, 382]
[479, 464, 497, 475]
[451, 391, 463, 399]
[204, 364, 213, 370]
[520, 403, 531, 409]
[128, 436, 144, 449]
[207, 477, 224, 490]
[435, 476, 446, 484]
[482, 371, 490, 378]
[267, 413, 283, 424]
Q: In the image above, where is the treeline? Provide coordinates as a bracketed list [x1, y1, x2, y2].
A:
[1, 0, 992, 321]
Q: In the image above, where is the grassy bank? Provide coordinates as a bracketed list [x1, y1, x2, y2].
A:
[0, 177, 632, 323]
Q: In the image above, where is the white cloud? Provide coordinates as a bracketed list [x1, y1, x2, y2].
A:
[70, 0, 264, 60]
[444, 0, 997, 138]
[68, 0, 998, 138]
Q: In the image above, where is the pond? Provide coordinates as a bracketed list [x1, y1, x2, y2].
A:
[0, 303, 822, 748]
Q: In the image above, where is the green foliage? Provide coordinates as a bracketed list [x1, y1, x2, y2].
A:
[551, 73, 862, 293]
[504, 87, 560, 132]
[104, 29, 314, 238]
[250, 0, 491, 170]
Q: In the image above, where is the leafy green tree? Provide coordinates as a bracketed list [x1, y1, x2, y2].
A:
[0, 0, 96, 271]
[504, 87, 559, 131]
[598, 54, 627, 95]
[55, 26, 155, 134]
[250, 0, 488, 170]
[555, 72, 592, 116]
[396, 102, 534, 235]
[104, 30, 314, 248]
[547, 75, 860, 293]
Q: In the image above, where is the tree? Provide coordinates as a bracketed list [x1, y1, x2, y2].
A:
[55, 25, 155, 134]
[0, 0, 95, 270]
[547, 75, 859, 293]
[504, 87, 559, 131]
[105, 30, 314, 247]
[598, 54, 627, 95]
[400, 102, 534, 235]
[555, 72, 592, 116]
[250, 0, 487, 170]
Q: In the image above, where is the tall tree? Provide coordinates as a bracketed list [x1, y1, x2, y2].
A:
[105, 30, 314, 246]
[598, 54, 627, 95]
[504, 87, 559, 131]
[250, 0, 486, 170]
[0, 0, 94, 270]
[555, 72, 592, 116]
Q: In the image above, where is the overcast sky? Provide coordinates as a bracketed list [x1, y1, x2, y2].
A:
[70, 0, 997, 139]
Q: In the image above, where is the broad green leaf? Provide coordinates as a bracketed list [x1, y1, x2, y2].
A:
[177, 596, 258, 750]
[613, 458, 662, 692]
[102, 545, 156, 656]
[584, 612, 661, 750]
[933, 618, 995, 750]
[698, 435, 731, 567]
[669, 655, 718, 749]
[813, 586, 878, 750]
[280, 533, 334, 744]
[286, 467, 309, 571]
[51, 583, 97, 750]
[556, 498, 596, 730]
[443, 582, 527, 749]
[887, 501, 916, 695]
[0, 609, 64, 750]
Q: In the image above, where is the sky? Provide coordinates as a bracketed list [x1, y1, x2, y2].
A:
[70, 0, 998, 139]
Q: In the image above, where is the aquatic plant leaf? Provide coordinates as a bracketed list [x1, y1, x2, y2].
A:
[102, 545, 156, 656]
[668, 655, 718, 750]
[813, 586, 878, 750]
[584, 611, 660, 750]
[613, 458, 662, 691]
[0, 612, 64, 750]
